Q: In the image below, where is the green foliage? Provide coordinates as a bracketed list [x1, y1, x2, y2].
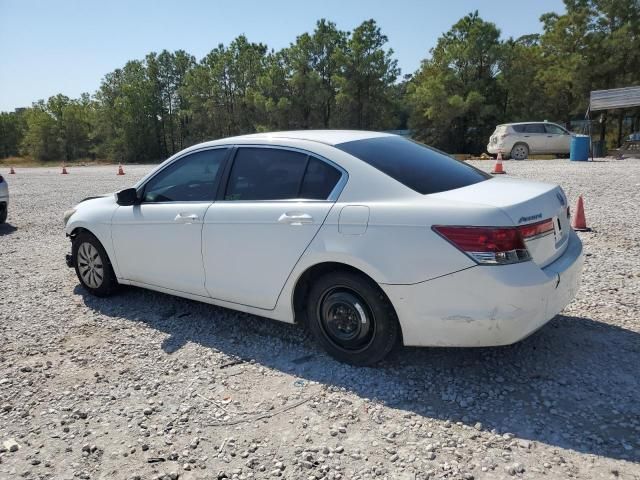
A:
[3, 4, 639, 160]
[0, 110, 26, 158]
[182, 37, 267, 141]
[408, 1, 640, 153]
[408, 11, 503, 152]
[498, 34, 546, 121]
[334, 19, 400, 129]
[20, 95, 94, 161]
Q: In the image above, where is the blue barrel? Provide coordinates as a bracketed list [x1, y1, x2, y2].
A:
[570, 135, 590, 161]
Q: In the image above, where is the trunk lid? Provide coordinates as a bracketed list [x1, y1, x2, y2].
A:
[431, 177, 571, 267]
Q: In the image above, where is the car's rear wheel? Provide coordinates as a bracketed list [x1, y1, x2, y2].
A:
[306, 271, 399, 365]
[511, 143, 529, 160]
[72, 231, 118, 297]
[0, 203, 6, 224]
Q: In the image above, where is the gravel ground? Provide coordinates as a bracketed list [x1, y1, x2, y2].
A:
[0, 159, 639, 480]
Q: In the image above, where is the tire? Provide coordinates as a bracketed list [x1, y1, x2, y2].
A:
[510, 143, 529, 160]
[72, 231, 118, 297]
[0, 203, 6, 224]
[305, 271, 400, 366]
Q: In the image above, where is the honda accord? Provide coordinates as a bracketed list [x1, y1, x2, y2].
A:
[63, 131, 583, 365]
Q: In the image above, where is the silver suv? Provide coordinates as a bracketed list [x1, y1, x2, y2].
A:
[488, 122, 574, 160]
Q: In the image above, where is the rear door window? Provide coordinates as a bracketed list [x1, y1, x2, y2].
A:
[335, 136, 490, 195]
[545, 124, 567, 135]
[225, 148, 308, 200]
[299, 157, 342, 199]
[512, 125, 526, 133]
[523, 124, 546, 134]
[225, 148, 343, 201]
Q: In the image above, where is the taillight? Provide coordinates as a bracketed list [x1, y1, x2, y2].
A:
[433, 226, 530, 265]
[518, 218, 554, 239]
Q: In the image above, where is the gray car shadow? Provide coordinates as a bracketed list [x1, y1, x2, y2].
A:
[74, 284, 639, 463]
[0, 223, 17, 236]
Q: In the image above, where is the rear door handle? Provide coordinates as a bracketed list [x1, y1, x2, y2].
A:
[278, 212, 313, 225]
[174, 213, 199, 223]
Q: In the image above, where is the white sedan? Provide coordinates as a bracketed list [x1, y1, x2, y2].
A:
[64, 131, 583, 365]
[0, 173, 8, 224]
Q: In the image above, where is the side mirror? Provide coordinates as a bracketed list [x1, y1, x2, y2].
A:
[116, 188, 139, 206]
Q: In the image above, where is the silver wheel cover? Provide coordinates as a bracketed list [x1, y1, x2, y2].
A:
[77, 242, 104, 289]
[513, 145, 528, 160]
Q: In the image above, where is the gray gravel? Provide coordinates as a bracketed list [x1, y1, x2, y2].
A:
[1, 159, 639, 480]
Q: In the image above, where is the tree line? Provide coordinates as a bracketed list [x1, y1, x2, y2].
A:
[1, 0, 639, 161]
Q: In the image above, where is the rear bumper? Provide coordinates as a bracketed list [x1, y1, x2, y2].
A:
[487, 143, 509, 155]
[382, 230, 583, 347]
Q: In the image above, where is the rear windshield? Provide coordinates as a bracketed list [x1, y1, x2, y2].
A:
[335, 136, 490, 195]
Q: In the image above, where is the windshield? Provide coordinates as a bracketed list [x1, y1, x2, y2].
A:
[335, 136, 491, 195]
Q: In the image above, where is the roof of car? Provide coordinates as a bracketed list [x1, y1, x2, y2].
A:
[222, 130, 395, 146]
[501, 121, 557, 126]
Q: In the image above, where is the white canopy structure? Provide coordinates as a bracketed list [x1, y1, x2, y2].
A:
[590, 86, 640, 111]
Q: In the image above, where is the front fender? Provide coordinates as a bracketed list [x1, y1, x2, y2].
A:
[65, 196, 119, 277]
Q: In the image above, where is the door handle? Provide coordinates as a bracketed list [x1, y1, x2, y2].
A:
[174, 213, 199, 223]
[278, 212, 313, 225]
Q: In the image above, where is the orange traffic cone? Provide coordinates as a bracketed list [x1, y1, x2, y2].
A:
[61, 163, 68, 174]
[9, 166, 15, 174]
[571, 195, 590, 231]
[117, 163, 125, 175]
[492, 150, 506, 174]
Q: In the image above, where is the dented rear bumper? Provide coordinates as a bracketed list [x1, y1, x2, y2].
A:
[382, 230, 583, 347]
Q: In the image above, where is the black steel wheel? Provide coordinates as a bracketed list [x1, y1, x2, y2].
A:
[306, 271, 399, 365]
[317, 287, 376, 352]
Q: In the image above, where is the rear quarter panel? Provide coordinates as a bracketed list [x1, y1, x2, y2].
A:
[307, 198, 515, 285]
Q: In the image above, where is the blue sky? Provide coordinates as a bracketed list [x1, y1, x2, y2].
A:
[0, 0, 565, 112]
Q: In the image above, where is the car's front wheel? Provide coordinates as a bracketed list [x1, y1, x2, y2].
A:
[306, 271, 400, 366]
[72, 231, 118, 297]
[0, 203, 6, 224]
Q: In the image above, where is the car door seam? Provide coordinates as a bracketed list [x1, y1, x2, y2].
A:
[109, 204, 123, 279]
[201, 201, 216, 295]
[271, 201, 339, 310]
